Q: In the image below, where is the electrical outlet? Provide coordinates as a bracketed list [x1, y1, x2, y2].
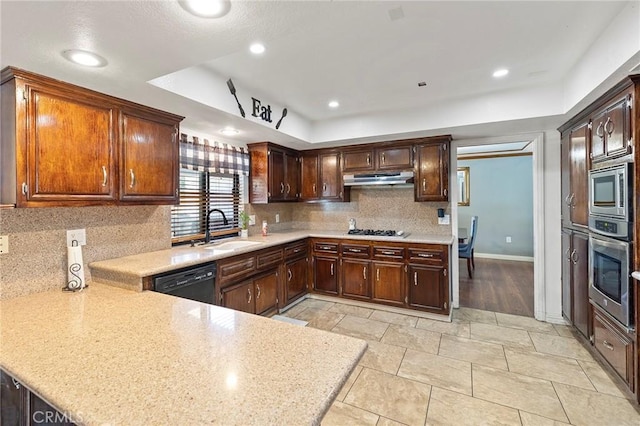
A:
[506, 236, 512, 243]
[67, 229, 86, 246]
[437, 214, 450, 225]
[275, 213, 280, 223]
[249, 215, 256, 226]
[0, 235, 9, 254]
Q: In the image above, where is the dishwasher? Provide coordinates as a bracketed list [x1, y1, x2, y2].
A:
[152, 264, 216, 305]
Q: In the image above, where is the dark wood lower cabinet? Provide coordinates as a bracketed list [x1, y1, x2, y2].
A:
[341, 259, 370, 300]
[592, 306, 635, 392]
[254, 272, 278, 315]
[284, 257, 307, 304]
[371, 262, 405, 306]
[407, 264, 448, 314]
[221, 280, 255, 313]
[313, 256, 338, 295]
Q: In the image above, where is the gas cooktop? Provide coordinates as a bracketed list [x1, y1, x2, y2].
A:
[347, 229, 407, 238]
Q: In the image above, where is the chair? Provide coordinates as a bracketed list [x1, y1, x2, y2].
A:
[459, 216, 478, 278]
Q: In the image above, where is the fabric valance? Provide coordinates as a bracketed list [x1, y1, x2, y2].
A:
[179, 133, 249, 176]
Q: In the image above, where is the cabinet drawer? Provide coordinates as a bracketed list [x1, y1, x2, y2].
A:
[218, 256, 256, 285]
[285, 240, 308, 259]
[314, 241, 339, 254]
[408, 247, 446, 265]
[342, 150, 375, 172]
[377, 146, 413, 170]
[342, 244, 371, 258]
[593, 311, 633, 385]
[373, 246, 405, 260]
[256, 248, 283, 271]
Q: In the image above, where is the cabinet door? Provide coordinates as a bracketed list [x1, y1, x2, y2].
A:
[320, 153, 341, 200]
[342, 150, 374, 172]
[571, 232, 590, 339]
[313, 256, 338, 295]
[254, 271, 278, 315]
[285, 153, 299, 200]
[569, 122, 589, 227]
[593, 309, 634, 388]
[603, 95, 632, 158]
[377, 146, 413, 170]
[560, 132, 571, 227]
[561, 228, 572, 322]
[1, 370, 27, 425]
[120, 110, 178, 202]
[221, 281, 255, 313]
[285, 257, 308, 304]
[300, 154, 319, 200]
[29, 392, 75, 425]
[414, 142, 449, 202]
[591, 110, 606, 162]
[25, 86, 116, 202]
[371, 261, 404, 306]
[341, 259, 370, 300]
[269, 149, 286, 201]
[407, 264, 448, 314]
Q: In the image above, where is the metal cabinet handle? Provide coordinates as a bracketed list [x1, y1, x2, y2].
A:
[602, 340, 614, 351]
[247, 288, 252, 304]
[280, 182, 285, 194]
[102, 166, 108, 187]
[348, 248, 363, 253]
[418, 253, 434, 258]
[381, 153, 385, 164]
[323, 183, 327, 193]
[381, 250, 395, 255]
[414, 271, 418, 286]
[286, 183, 291, 195]
[312, 183, 316, 193]
[604, 117, 614, 136]
[129, 169, 135, 188]
[363, 266, 367, 280]
[366, 154, 371, 165]
[11, 378, 20, 389]
[570, 249, 578, 265]
[564, 194, 571, 206]
[376, 268, 380, 281]
[288, 268, 292, 281]
[422, 178, 426, 192]
[595, 121, 605, 139]
[330, 264, 334, 276]
[569, 193, 576, 208]
[565, 248, 571, 261]
[293, 248, 302, 253]
[256, 284, 261, 299]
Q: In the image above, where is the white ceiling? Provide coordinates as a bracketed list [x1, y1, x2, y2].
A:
[1, 1, 639, 149]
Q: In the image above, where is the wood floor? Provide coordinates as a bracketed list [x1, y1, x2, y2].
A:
[459, 258, 534, 317]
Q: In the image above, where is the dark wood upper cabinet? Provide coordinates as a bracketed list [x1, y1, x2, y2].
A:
[0, 67, 183, 207]
[342, 145, 413, 172]
[320, 152, 345, 201]
[298, 151, 347, 202]
[377, 146, 413, 170]
[566, 121, 590, 227]
[414, 139, 450, 202]
[590, 90, 633, 163]
[342, 149, 375, 172]
[300, 154, 319, 200]
[247, 142, 299, 203]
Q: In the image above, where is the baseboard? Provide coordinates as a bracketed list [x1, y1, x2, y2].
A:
[474, 252, 534, 262]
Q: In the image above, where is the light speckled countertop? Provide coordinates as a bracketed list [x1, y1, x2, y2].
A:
[89, 230, 454, 287]
[0, 283, 367, 425]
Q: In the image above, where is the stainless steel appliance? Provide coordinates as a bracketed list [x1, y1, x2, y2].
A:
[153, 264, 216, 305]
[588, 234, 634, 329]
[343, 171, 414, 186]
[346, 228, 408, 238]
[588, 163, 633, 239]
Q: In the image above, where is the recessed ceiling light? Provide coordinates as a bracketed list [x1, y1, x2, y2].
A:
[249, 43, 266, 55]
[178, 0, 231, 18]
[61, 49, 108, 67]
[328, 100, 340, 108]
[492, 68, 509, 78]
[220, 127, 239, 136]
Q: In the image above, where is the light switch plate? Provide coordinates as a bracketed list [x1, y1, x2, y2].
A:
[438, 215, 450, 225]
[0, 235, 9, 254]
[249, 215, 256, 226]
[275, 213, 280, 223]
[67, 229, 86, 246]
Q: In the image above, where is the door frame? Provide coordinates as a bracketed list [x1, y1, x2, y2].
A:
[451, 133, 546, 321]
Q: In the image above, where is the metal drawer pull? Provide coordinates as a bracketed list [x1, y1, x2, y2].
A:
[280, 182, 285, 193]
[414, 271, 418, 286]
[381, 153, 385, 164]
[363, 266, 367, 280]
[330, 264, 334, 275]
[286, 183, 291, 195]
[293, 248, 301, 253]
[602, 340, 614, 351]
[12, 378, 20, 389]
[247, 288, 252, 303]
[422, 178, 426, 192]
[381, 250, 396, 255]
[129, 169, 136, 188]
[376, 268, 380, 281]
[323, 183, 327, 192]
[256, 284, 261, 299]
[102, 166, 108, 187]
[348, 248, 363, 253]
[418, 253, 435, 258]
[319, 245, 333, 250]
[312, 183, 316, 193]
[288, 269, 292, 281]
[367, 154, 371, 165]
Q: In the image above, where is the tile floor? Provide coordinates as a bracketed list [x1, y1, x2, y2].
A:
[281, 299, 640, 426]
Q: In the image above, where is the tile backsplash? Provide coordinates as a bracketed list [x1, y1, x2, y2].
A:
[0, 205, 171, 300]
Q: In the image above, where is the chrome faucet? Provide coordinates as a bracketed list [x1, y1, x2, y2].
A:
[205, 209, 229, 243]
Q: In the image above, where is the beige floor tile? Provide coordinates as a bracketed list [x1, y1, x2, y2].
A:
[329, 304, 375, 318]
[529, 332, 593, 361]
[295, 307, 345, 331]
[380, 324, 441, 354]
[578, 360, 630, 399]
[425, 387, 521, 425]
[336, 365, 363, 402]
[519, 411, 571, 426]
[369, 310, 418, 327]
[495, 312, 558, 334]
[322, 401, 379, 425]
[438, 334, 507, 370]
[554, 382, 640, 426]
[552, 324, 575, 338]
[301, 299, 336, 310]
[504, 348, 595, 390]
[397, 349, 472, 395]
[469, 322, 534, 349]
[345, 368, 431, 426]
[280, 302, 308, 318]
[416, 318, 470, 338]
[472, 365, 568, 422]
[453, 307, 497, 324]
[377, 417, 407, 426]
[359, 340, 407, 375]
[332, 315, 390, 341]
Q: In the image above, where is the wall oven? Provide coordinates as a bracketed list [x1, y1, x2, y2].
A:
[588, 163, 633, 239]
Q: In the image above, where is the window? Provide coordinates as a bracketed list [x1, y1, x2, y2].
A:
[171, 168, 243, 243]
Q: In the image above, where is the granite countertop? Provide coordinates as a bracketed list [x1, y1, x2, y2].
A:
[0, 284, 367, 425]
[89, 229, 454, 284]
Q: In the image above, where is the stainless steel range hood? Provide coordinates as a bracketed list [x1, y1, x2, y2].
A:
[343, 171, 414, 187]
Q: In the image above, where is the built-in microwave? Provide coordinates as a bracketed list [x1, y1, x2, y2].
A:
[588, 163, 633, 239]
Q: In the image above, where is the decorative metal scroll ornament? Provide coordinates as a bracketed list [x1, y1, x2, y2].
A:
[63, 240, 87, 292]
